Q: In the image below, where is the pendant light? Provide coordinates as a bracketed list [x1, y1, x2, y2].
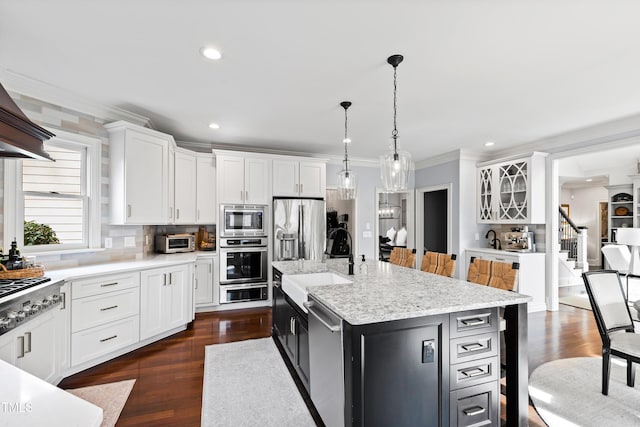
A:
[380, 54, 412, 191]
[337, 101, 357, 200]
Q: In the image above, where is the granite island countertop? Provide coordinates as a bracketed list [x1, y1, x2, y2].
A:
[272, 258, 531, 325]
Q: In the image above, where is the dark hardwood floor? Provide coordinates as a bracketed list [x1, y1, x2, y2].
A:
[59, 304, 601, 426]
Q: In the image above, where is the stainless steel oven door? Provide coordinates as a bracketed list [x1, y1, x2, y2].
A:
[219, 282, 268, 304]
[219, 247, 268, 284]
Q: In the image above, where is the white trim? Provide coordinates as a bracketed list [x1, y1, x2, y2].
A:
[415, 184, 453, 257]
[4, 128, 102, 252]
[0, 69, 150, 127]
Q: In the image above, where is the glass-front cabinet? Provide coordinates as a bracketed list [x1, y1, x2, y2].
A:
[477, 152, 547, 224]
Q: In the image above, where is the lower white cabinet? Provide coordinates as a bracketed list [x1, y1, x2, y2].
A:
[140, 263, 192, 340]
[465, 249, 546, 312]
[0, 305, 64, 383]
[195, 255, 219, 307]
[70, 272, 141, 367]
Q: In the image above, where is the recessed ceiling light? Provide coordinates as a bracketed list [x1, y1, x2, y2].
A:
[201, 47, 222, 60]
[208, 123, 220, 130]
[586, 178, 593, 182]
[484, 141, 495, 147]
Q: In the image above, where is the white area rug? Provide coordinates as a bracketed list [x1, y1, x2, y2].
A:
[559, 294, 592, 311]
[66, 379, 135, 427]
[529, 357, 640, 426]
[201, 338, 316, 427]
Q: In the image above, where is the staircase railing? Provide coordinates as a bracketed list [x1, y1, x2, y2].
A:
[558, 206, 588, 269]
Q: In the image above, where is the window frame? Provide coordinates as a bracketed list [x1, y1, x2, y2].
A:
[4, 129, 102, 254]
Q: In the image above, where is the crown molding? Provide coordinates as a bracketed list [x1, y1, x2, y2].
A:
[0, 69, 151, 127]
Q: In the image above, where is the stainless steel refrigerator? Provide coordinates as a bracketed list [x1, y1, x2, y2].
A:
[273, 197, 325, 261]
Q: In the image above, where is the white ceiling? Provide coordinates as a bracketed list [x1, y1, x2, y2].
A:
[2, 0, 640, 162]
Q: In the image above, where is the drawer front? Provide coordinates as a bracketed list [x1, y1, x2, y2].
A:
[450, 332, 498, 364]
[71, 272, 140, 299]
[71, 288, 140, 333]
[450, 308, 498, 338]
[450, 356, 499, 391]
[450, 381, 499, 427]
[71, 316, 139, 366]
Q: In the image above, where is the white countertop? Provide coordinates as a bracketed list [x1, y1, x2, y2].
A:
[0, 360, 102, 427]
[273, 259, 531, 325]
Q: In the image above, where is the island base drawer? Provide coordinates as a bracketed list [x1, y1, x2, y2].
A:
[71, 315, 139, 366]
[450, 308, 498, 338]
[450, 381, 498, 427]
[450, 356, 499, 391]
[450, 332, 498, 364]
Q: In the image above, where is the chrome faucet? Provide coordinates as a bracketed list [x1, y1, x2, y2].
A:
[485, 229, 501, 250]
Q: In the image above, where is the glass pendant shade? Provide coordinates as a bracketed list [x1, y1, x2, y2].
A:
[380, 143, 411, 191]
[337, 169, 357, 200]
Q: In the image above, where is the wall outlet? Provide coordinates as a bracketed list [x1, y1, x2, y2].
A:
[124, 236, 136, 248]
[474, 233, 480, 241]
[366, 222, 371, 230]
[104, 237, 112, 249]
[362, 231, 372, 238]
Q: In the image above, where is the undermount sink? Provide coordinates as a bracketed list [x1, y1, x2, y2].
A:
[282, 272, 353, 312]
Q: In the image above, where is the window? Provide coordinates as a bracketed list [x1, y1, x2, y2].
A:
[4, 129, 101, 253]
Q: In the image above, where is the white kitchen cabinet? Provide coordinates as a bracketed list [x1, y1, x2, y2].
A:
[273, 159, 326, 197]
[195, 255, 219, 307]
[196, 154, 216, 224]
[0, 308, 61, 383]
[174, 149, 197, 224]
[477, 152, 546, 224]
[140, 263, 192, 340]
[106, 121, 172, 225]
[465, 248, 546, 312]
[217, 154, 271, 205]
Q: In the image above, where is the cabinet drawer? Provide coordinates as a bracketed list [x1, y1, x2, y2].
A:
[71, 315, 139, 366]
[450, 381, 498, 427]
[450, 308, 498, 338]
[71, 288, 140, 333]
[450, 332, 498, 364]
[71, 272, 140, 299]
[450, 356, 499, 391]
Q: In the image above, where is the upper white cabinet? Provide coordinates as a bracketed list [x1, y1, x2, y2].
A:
[273, 159, 326, 197]
[174, 149, 197, 224]
[477, 152, 546, 224]
[106, 121, 171, 225]
[196, 154, 216, 224]
[217, 154, 271, 205]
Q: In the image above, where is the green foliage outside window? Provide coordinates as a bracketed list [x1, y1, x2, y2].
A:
[24, 220, 60, 245]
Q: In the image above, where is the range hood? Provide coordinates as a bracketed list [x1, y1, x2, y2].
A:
[0, 82, 54, 160]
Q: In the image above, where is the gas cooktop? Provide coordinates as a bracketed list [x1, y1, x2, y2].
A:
[0, 277, 52, 299]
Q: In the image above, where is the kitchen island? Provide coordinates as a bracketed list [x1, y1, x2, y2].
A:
[272, 258, 531, 427]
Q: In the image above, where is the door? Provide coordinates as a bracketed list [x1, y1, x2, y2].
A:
[244, 157, 271, 204]
[195, 258, 214, 305]
[17, 309, 58, 382]
[165, 264, 190, 330]
[196, 155, 216, 223]
[140, 268, 166, 340]
[174, 150, 197, 224]
[299, 161, 326, 197]
[217, 156, 245, 204]
[424, 189, 448, 253]
[273, 159, 300, 196]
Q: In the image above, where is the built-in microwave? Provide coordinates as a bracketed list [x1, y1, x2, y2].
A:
[220, 205, 266, 237]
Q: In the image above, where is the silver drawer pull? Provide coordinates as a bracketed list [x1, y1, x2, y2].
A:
[100, 282, 119, 287]
[463, 406, 486, 417]
[460, 367, 485, 378]
[17, 336, 25, 358]
[100, 335, 118, 343]
[461, 318, 485, 326]
[24, 332, 32, 354]
[461, 342, 485, 352]
[100, 305, 118, 312]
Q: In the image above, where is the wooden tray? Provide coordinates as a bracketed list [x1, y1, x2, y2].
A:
[0, 264, 45, 279]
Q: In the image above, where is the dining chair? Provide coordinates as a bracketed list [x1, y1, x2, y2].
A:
[420, 251, 439, 274]
[467, 257, 491, 285]
[582, 270, 640, 395]
[434, 253, 457, 278]
[389, 247, 416, 268]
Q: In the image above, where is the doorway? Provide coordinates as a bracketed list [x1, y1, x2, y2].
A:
[374, 189, 415, 261]
[326, 188, 357, 256]
[415, 184, 452, 256]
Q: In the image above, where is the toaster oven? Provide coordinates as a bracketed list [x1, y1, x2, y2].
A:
[155, 234, 196, 253]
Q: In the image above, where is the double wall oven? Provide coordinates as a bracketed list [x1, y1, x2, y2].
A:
[219, 205, 269, 304]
